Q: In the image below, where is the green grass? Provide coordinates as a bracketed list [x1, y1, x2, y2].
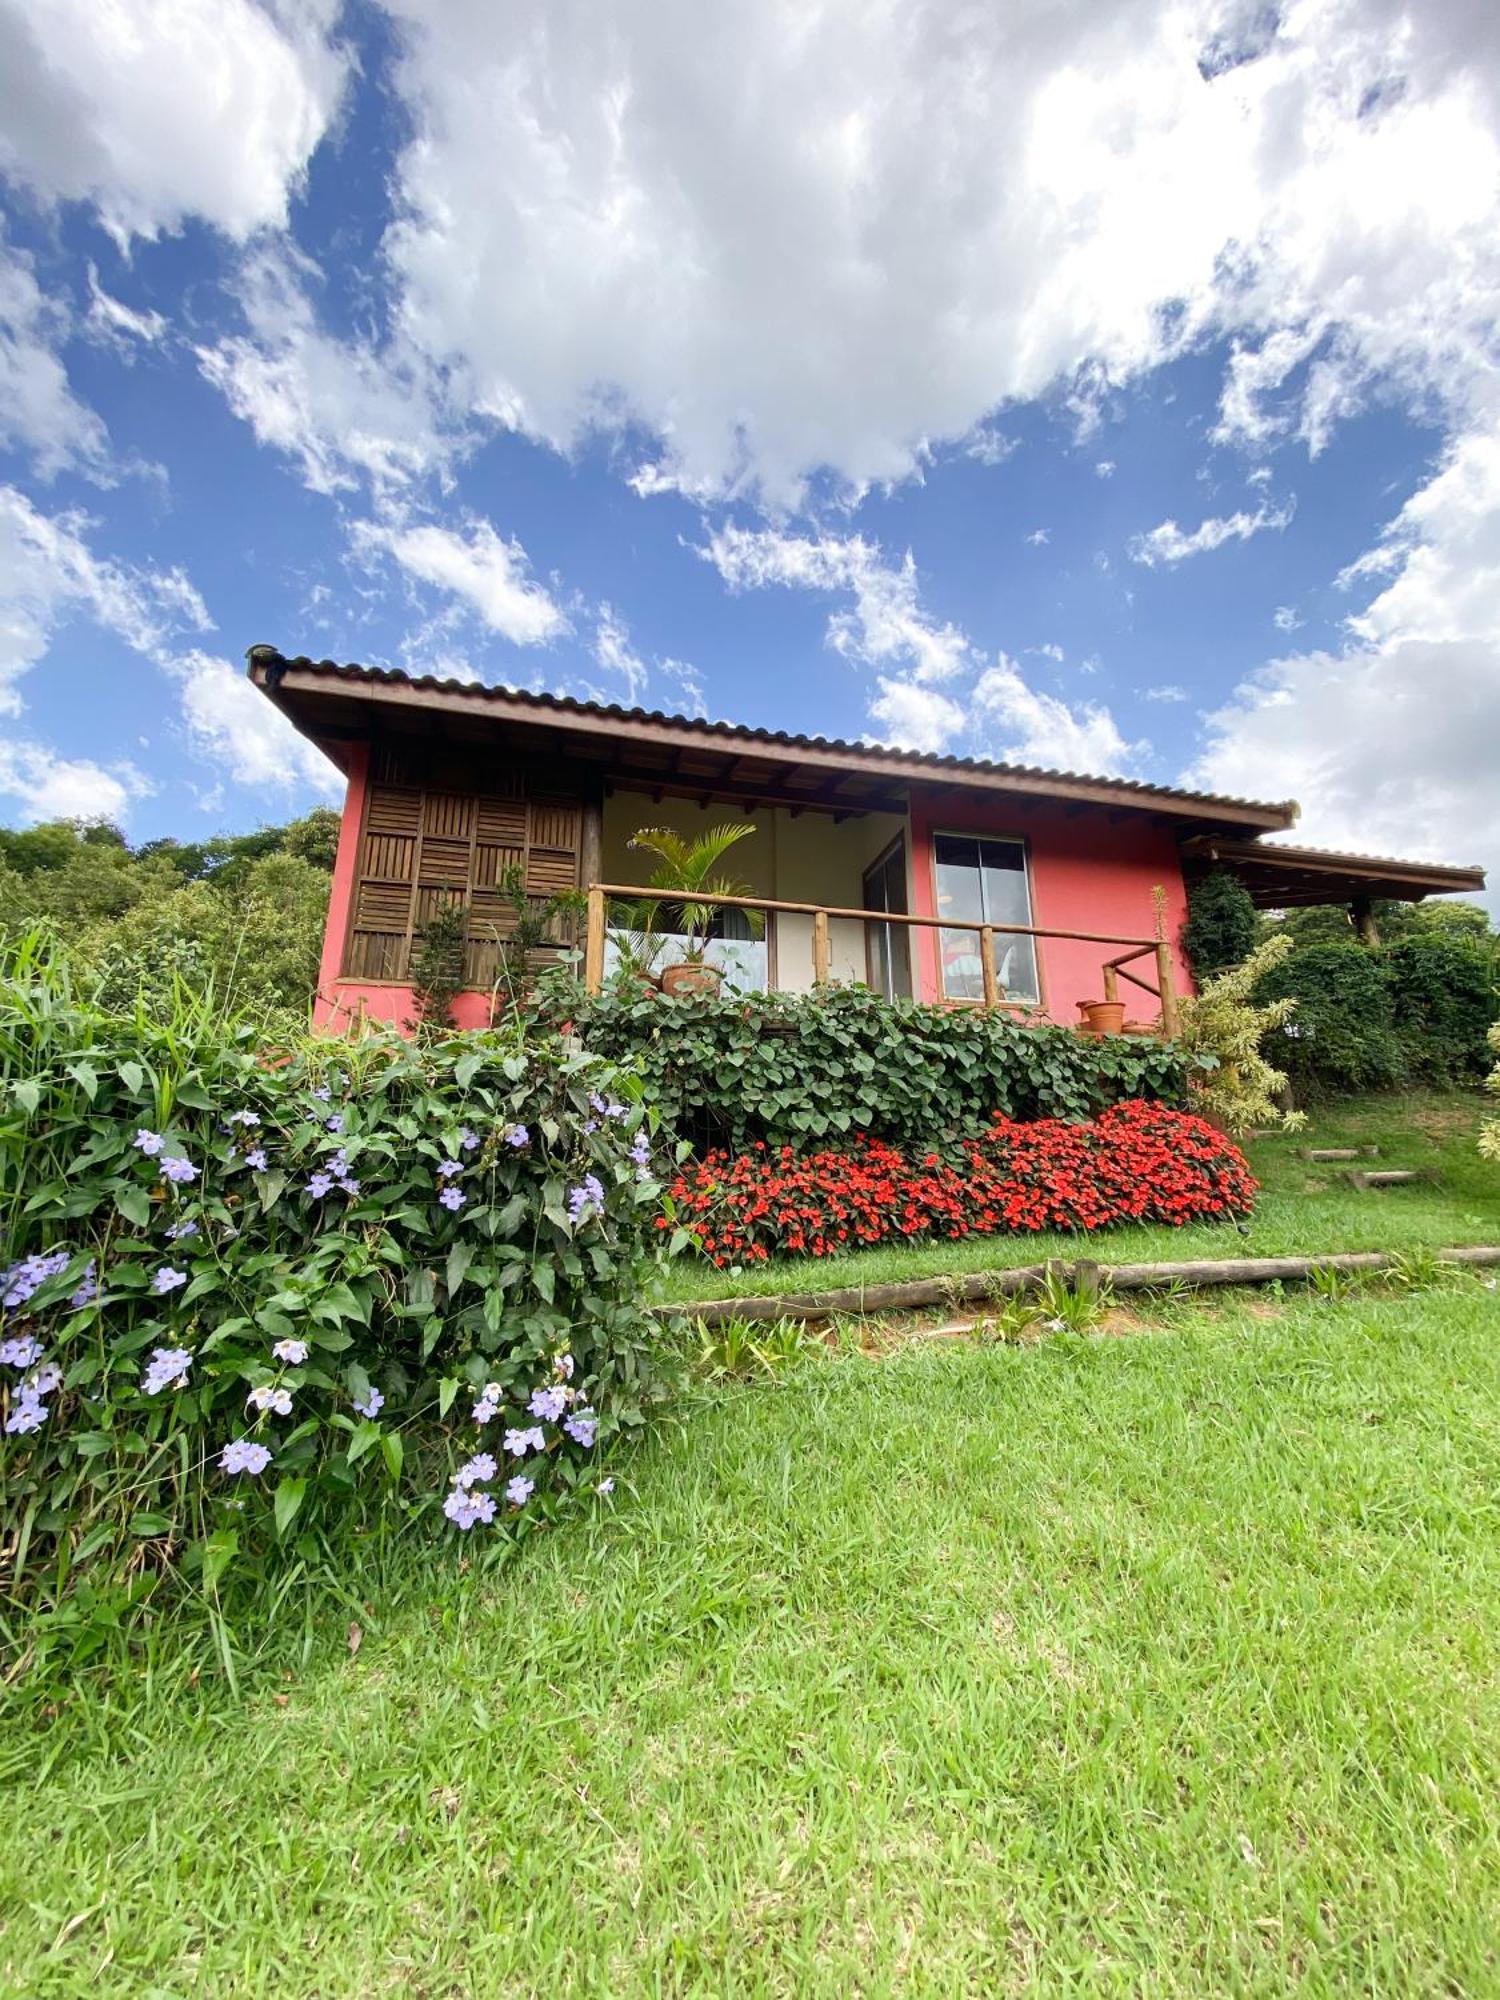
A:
[656, 1089, 1500, 1302]
[4, 1280, 1500, 1995]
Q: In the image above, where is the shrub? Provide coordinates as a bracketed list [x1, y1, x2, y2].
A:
[0, 931, 672, 1661]
[662, 1101, 1257, 1267]
[1480, 1022, 1500, 1164]
[1253, 939, 1406, 1096]
[560, 984, 1188, 1154]
[1182, 871, 1258, 981]
[1175, 934, 1303, 1133]
[1384, 934, 1497, 1083]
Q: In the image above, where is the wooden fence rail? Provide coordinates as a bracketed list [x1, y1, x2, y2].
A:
[581, 883, 1179, 1034]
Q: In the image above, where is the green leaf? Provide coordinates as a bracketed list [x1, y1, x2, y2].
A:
[455, 1050, 484, 1088]
[381, 1431, 404, 1484]
[118, 1060, 145, 1094]
[347, 1422, 381, 1466]
[438, 1375, 461, 1419]
[12, 1079, 40, 1114]
[113, 1184, 150, 1227]
[274, 1477, 307, 1538]
[198, 1528, 239, 1591]
[130, 1511, 174, 1537]
[446, 1240, 474, 1296]
[67, 1060, 99, 1101]
[255, 1170, 287, 1213]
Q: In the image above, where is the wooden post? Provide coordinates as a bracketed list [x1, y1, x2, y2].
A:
[979, 926, 999, 1009]
[1350, 893, 1380, 946]
[584, 885, 607, 995]
[1102, 962, 1119, 1006]
[1155, 940, 1180, 1039]
[812, 908, 831, 986]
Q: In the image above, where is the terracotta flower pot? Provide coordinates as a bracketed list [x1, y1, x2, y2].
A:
[1077, 998, 1126, 1037]
[660, 961, 722, 999]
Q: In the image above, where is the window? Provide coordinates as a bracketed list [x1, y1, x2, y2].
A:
[933, 834, 1039, 1003]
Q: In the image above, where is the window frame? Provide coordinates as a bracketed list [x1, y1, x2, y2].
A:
[927, 828, 1045, 1011]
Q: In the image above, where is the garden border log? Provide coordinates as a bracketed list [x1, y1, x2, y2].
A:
[653, 1246, 1500, 1324]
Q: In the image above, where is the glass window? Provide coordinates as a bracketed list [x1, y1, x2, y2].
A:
[933, 835, 1038, 1003]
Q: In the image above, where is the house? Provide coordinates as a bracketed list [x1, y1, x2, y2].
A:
[247, 646, 1487, 1033]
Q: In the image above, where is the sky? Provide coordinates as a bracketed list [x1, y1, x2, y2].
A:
[0, 0, 1497, 902]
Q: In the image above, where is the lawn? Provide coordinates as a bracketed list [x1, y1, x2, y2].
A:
[4, 1278, 1500, 1995]
[656, 1088, 1500, 1303]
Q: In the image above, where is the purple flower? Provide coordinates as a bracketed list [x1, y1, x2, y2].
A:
[472, 1383, 502, 1425]
[439, 1186, 466, 1212]
[567, 1175, 605, 1224]
[160, 1156, 197, 1185]
[165, 1219, 199, 1242]
[4, 1392, 48, 1436]
[630, 1132, 651, 1168]
[443, 1487, 496, 1529]
[247, 1383, 293, 1417]
[152, 1266, 188, 1296]
[505, 1124, 529, 1149]
[454, 1451, 497, 1488]
[142, 1346, 193, 1395]
[312, 1086, 332, 1102]
[503, 1424, 546, 1458]
[437, 1160, 463, 1179]
[528, 1385, 568, 1422]
[244, 1148, 268, 1171]
[460, 1127, 480, 1152]
[227, 1110, 261, 1128]
[590, 1092, 629, 1121]
[69, 1261, 98, 1309]
[339, 1178, 361, 1198]
[27, 1360, 63, 1396]
[328, 1151, 349, 1177]
[2, 1248, 70, 1309]
[352, 1385, 384, 1419]
[504, 1474, 534, 1507]
[134, 1129, 165, 1157]
[326, 1114, 344, 1134]
[305, 1171, 334, 1199]
[554, 1351, 575, 1382]
[597, 1477, 616, 1497]
[564, 1408, 598, 1448]
[272, 1338, 309, 1364]
[1, 1335, 44, 1369]
[220, 1438, 272, 1476]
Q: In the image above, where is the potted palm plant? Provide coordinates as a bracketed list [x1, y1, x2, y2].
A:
[626, 821, 764, 998]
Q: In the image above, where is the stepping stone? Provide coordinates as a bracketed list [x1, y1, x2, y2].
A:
[1302, 1146, 1381, 1161]
[1341, 1168, 1421, 1190]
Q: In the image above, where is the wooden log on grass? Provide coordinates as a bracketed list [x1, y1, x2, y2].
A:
[1342, 1169, 1421, 1189]
[1301, 1147, 1380, 1161]
[654, 1245, 1500, 1324]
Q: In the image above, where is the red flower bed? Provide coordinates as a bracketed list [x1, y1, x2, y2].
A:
[660, 1100, 1257, 1267]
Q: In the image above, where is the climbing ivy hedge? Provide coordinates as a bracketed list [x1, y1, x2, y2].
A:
[560, 985, 1189, 1153]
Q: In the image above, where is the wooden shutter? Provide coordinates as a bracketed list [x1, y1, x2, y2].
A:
[342, 752, 586, 984]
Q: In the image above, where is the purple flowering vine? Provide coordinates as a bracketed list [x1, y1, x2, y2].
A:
[220, 1438, 272, 1476]
[152, 1266, 188, 1296]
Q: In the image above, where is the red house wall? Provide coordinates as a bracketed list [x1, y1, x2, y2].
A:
[906, 785, 1193, 1023]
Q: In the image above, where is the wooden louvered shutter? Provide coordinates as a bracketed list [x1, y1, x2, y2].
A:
[342, 755, 587, 985]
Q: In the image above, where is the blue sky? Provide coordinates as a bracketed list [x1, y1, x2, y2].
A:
[1, 0, 1496, 898]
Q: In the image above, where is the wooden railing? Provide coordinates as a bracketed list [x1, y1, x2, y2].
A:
[582, 884, 1179, 1035]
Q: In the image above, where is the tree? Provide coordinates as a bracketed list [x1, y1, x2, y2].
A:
[1182, 871, 1258, 982]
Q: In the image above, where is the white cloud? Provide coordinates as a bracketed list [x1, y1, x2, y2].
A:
[361, 0, 1500, 504]
[86, 266, 168, 351]
[965, 426, 1018, 467]
[1094, 460, 1117, 478]
[868, 680, 967, 754]
[1025, 529, 1051, 547]
[972, 655, 1144, 774]
[1273, 604, 1303, 631]
[1191, 423, 1500, 903]
[198, 248, 466, 496]
[164, 649, 340, 795]
[0, 232, 109, 478]
[1141, 683, 1188, 702]
[1128, 501, 1294, 566]
[359, 515, 568, 647]
[701, 525, 971, 685]
[0, 738, 152, 824]
[0, 486, 209, 716]
[592, 602, 648, 704]
[1031, 642, 1065, 663]
[0, 0, 348, 241]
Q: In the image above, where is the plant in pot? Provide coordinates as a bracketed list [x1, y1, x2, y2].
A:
[603, 895, 668, 993]
[626, 821, 764, 998]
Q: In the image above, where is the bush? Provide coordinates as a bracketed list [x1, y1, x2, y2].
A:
[560, 984, 1188, 1154]
[662, 1101, 1257, 1267]
[1182, 871, 1258, 980]
[1254, 940, 1407, 1095]
[1175, 933, 1303, 1134]
[0, 932, 672, 1663]
[1384, 934, 1497, 1083]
